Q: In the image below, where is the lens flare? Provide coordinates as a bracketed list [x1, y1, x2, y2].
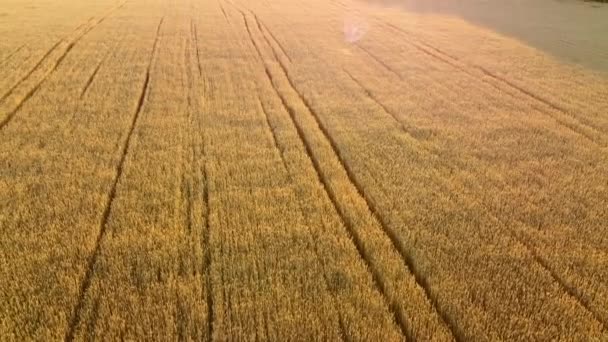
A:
[343, 15, 369, 43]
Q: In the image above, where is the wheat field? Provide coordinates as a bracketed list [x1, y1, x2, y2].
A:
[1, 0, 608, 340]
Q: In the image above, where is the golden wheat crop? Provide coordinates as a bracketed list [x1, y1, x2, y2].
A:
[1, 0, 607, 340]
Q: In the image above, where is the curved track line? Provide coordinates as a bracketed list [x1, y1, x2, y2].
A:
[342, 68, 411, 136]
[257, 96, 349, 341]
[352, 22, 608, 330]
[240, 11, 349, 334]
[218, 0, 230, 23]
[236, 7, 455, 340]
[251, 14, 293, 63]
[0, 44, 26, 67]
[240, 7, 463, 340]
[0, 2, 127, 130]
[187, 21, 214, 341]
[191, 19, 203, 77]
[202, 111, 213, 342]
[475, 199, 608, 332]
[63, 17, 164, 341]
[1, 1, 125, 103]
[80, 60, 104, 99]
[355, 44, 402, 80]
[262, 62, 404, 341]
[380, 22, 605, 146]
[257, 97, 290, 174]
[0, 39, 63, 103]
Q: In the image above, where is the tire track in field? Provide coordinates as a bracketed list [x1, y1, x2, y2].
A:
[183, 23, 196, 237]
[474, 196, 608, 331]
[64, 16, 164, 342]
[79, 24, 126, 101]
[0, 44, 26, 68]
[200, 66, 214, 342]
[257, 96, 349, 342]
[355, 44, 402, 80]
[0, 39, 62, 103]
[509, 225, 608, 332]
[1, 1, 125, 102]
[241, 6, 465, 340]
[189, 18, 214, 341]
[379, 22, 606, 147]
[190, 20, 203, 77]
[341, 68, 397, 123]
[195, 91, 214, 342]
[357, 31, 603, 146]
[237, 7, 442, 340]
[80, 61, 104, 98]
[355, 37, 608, 332]
[346, 16, 608, 324]
[240, 12, 349, 337]
[63, 28, 129, 131]
[350, 28, 608, 330]
[352, 35, 603, 151]
[218, 0, 230, 23]
[236, 10, 350, 333]
[268, 47, 462, 342]
[201, 153, 213, 342]
[0, 39, 67, 130]
[183, 174, 194, 235]
[188, 38, 210, 342]
[257, 97, 290, 174]
[79, 29, 125, 100]
[260, 40, 411, 342]
[248, 2, 605, 337]
[341, 67, 435, 150]
[411, 29, 601, 117]
[251, 14, 292, 63]
[74, 16, 95, 32]
[175, 295, 188, 341]
[339, 4, 602, 143]
[81, 295, 101, 341]
[0, 1, 127, 130]
[349, 37, 608, 329]
[239, 7, 382, 338]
